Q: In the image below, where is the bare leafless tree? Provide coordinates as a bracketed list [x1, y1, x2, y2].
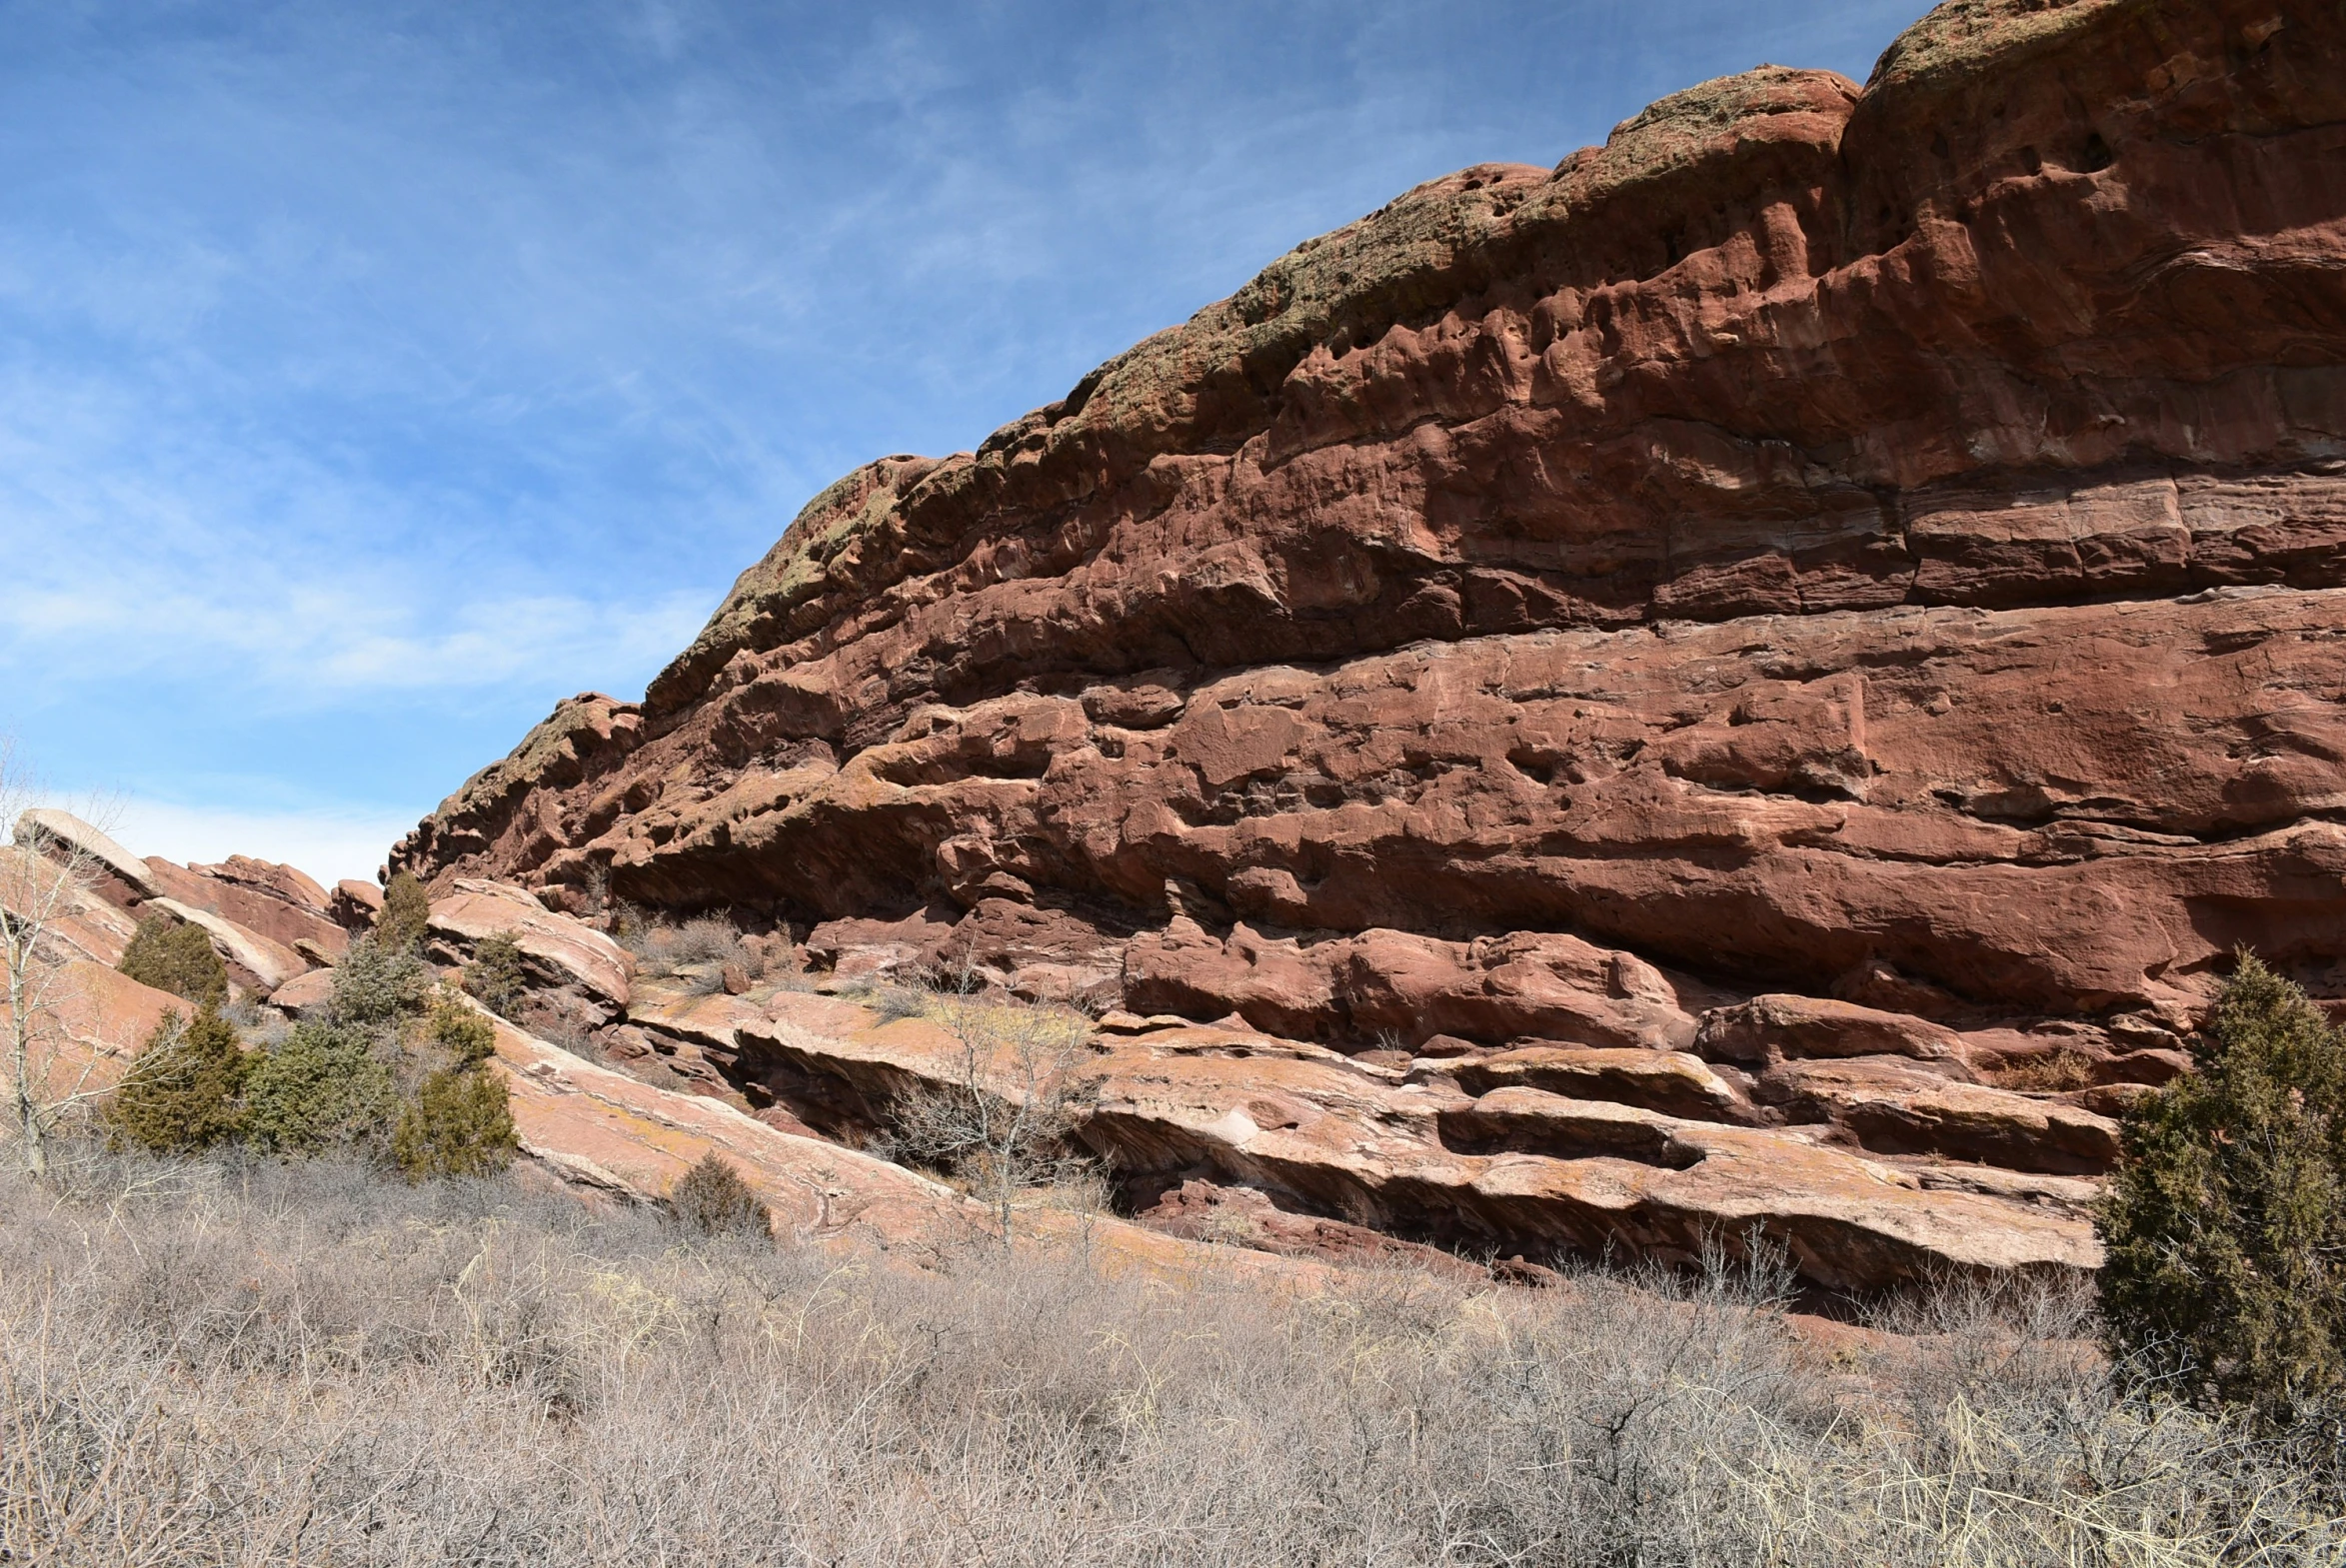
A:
[897, 965, 1097, 1245]
[0, 745, 120, 1179]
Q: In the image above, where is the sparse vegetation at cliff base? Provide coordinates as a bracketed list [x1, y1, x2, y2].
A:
[1, 1149, 2337, 1567]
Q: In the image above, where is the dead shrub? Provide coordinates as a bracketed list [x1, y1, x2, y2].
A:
[889, 975, 1099, 1244]
[1992, 1046, 2097, 1091]
[620, 910, 756, 986]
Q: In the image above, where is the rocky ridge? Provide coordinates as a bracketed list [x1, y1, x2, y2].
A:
[387, 0, 2346, 1286]
[2, 812, 1306, 1287]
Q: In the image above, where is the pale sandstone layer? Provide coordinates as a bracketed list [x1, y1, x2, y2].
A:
[388, 0, 2346, 1282]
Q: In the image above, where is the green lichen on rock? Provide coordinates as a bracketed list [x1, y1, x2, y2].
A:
[1865, 0, 2125, 92]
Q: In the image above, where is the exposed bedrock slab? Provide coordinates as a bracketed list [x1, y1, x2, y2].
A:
[141, 858, 349, 961]
[332, 878, 385, 932]
[424, 878, 632, 1013]
[3, 817, 351, 993]
[145, 897, 308, 993]
[484, 1002, 1314, 1286]
[13, 809, 158, 901]
[0, 960, 189, 1099]
[422, 592, 2346, 1021]
[0, 844, 141, 969]
[189, 855, 334, 917]
[1753, 1057, 2121, 1174]
[626, 987, 2098, 1291]
[393, 0, 2346, 1277]
[1441, 1046, 1756, 1123]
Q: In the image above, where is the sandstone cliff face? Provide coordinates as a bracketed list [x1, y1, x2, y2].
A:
[394, 0, 2346, 1282]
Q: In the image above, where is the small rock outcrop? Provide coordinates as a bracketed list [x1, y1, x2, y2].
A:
[425, 877, 633, 1015]
[8, 811, 347, 997]
[385, 0, 2344, 1285]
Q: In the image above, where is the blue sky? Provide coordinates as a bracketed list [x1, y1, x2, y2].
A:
[0, 0, 1920, 881]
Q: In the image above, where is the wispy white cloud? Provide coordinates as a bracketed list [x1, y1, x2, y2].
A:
[0, 345, 713, 706]
[0, 0, 1920, 854]
[107, 795, 418, 885]
[3, 576, 707, 701]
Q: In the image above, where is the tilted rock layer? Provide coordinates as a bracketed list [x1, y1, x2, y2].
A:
[397, 0, 2346, 1284]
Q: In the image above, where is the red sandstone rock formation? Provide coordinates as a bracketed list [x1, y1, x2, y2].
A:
[8, 810, 347, 993]
[390, 0, 2346, 1283]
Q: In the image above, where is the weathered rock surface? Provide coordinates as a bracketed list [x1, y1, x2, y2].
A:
[1752, 1056, 2121, 1173]
[0, 844, 141, 968]
[0, 960, 188, 1099]
[266, 966, 339, 1017]
[332, 878, 385, 930]
[189, 855, 333, 918]
[13, 809, 158, 902]
[1134, 1176, 1492, 1281]
[1443, 1046, 1755, 1122]
[391, 0, 2346, 1282]
[142, 857, 348, 961]
[484, 1002, 1315, 1285]
[616, 982, 2097, 1289]
[8, 808, 351, 995]
[3, 804, 2104, 1291]
[145, 896, 308, 993]
[424, 878, 632, 1015]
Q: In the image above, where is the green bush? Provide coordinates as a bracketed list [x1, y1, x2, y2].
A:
[103, 1006, 248, 1153]
[117, 914, 228, 1008]
[243, 1021, 397, 1155]
[324, 935, 429, 1035]
[428, 995, 499, 1066]
[392, 1065, 517, 1180]
[2098, 951, 2346, 1430]
[668, 1152, 770, 1239]
[462, 932, 529, 1020]
[377, 870, 431, 954]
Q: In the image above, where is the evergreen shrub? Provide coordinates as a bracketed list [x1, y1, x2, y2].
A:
[325, 935, 428, 1034]
[669, 1152, 770, 1239]
[377, 870, 430, 954]
[2099, 951, 2346, 1432]
[393, 1065, 517, 1180]
[428, 994, 499, 1065]
[463, 932, 529, 1019]
[243, 1020, 396, 1155]
[104, 1006, 248, 1152]
[117, 914, 228, 1008]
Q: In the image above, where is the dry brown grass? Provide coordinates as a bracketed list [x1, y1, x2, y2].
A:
[1990, 1047, 2099, 1092]
[619, 909, 757, 989]
[0, 1147, 2337, 1565]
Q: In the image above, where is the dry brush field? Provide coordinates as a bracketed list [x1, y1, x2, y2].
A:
[1, 1149, 2339, 1566]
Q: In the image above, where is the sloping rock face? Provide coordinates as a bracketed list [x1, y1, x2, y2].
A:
[484, 1003, 1306, 1286]
[0, 960, 189, 1100]
[624, 984, 2098, 1290]
[425, 877, 633, 1014]
[395, 0, 2346, 1284]
[8, 812, 348, 999]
